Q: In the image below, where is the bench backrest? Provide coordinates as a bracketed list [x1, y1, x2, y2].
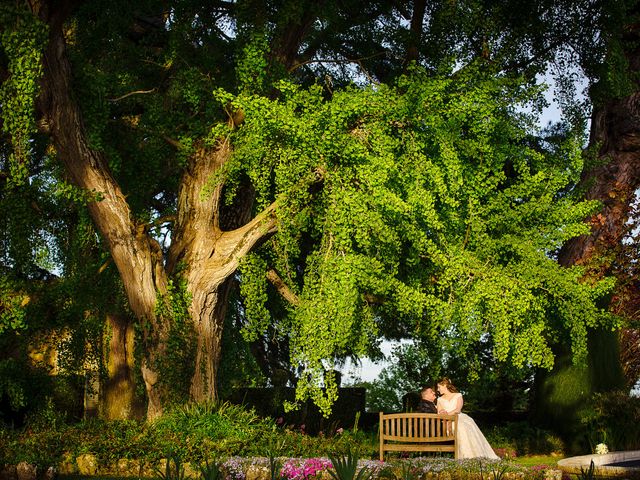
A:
[379, 412, 458, 461]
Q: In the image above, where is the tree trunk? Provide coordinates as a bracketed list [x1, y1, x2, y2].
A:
[188, 278, 234, 400]
[556, 17, 640, 391]
[405, 0, 427, 68]
[559, 15, 640, 269]
[34, 5, 169, 419]
[32, 1, 279, 417]
[559, 95, 640, 270]
[167, 144, 278, 401]
[534, 11, 640, 448]
[102, 313, 142, 420]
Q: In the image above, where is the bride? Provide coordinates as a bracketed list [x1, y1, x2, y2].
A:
[436, 378, 499, 460]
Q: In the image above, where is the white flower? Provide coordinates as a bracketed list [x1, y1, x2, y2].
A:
[595, 443, 609, 455]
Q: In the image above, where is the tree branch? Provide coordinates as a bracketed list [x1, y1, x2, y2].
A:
[266, 268, 300, 306]
[108, 88, 157, 102]
[405, 0, 426, 67]
[34, 2, 167, 322]
[289, 52, 387, 73]
[151, 215, 175, 227]
[271, 6, 318, 71]
[214, 201, 279, 265]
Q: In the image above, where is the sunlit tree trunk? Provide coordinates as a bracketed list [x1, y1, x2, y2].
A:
[101, 313, 141, 420]
[33, 2, 277, 418]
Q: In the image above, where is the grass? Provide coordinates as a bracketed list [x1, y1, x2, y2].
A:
[510, 455, 563, 467]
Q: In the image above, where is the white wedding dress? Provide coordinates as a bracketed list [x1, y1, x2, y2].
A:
[437, 393, 499, 460]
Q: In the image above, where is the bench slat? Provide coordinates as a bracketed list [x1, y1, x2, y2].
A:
[383, 435, 456, 442]
[383, 444, 456, 452]
[379, 411, 459, 461]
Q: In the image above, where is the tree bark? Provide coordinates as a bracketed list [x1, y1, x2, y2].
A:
[556, 19, 640, 391]
[405, 0, 427, 67]
[558, 95, 640, 270]
[102, 313, 142, 420]
[559, 19, 640, 270]
[34, 3, 169, 419]
[534, 14, 640, 443]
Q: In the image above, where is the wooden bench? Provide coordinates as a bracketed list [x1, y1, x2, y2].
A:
[379, 412, 459, 461]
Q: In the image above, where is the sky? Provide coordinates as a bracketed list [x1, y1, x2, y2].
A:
[342, 340, 405, 383]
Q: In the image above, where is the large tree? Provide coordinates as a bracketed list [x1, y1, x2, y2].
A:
[0, 0, 625, 419]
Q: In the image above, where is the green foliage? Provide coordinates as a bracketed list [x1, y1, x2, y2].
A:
[577, 461, 596, 480]
[580, 391, 640, 452]
[149, 401, 281, 461]
[328, 449, 372, 480]
[154, 278, 196, 405]
[361, 336, 532, 414]
[487, 463, 510, 480]
[268, 451, 283, 480]
[484, 422, 564, 456]
[155, 450, 190, 480]
[199, 458, 224, 480]
[360, 342, 437, 412]
[0, 6, 47, 186]
[238, 254, 272, 341]
[0, 276, 27, 334]
[217, 289, 268, 399]
[227, 65, 616, 414]
[237, 33, 271, 93]
[584, 1, 637, 105]
[0, 358, 29, 411]
[0, 348, 82, 423]
[0, 402, 380, 467]
[396, 462, 421, 480]
[532, 327, 626, 452]
[0, 0, 630, 422]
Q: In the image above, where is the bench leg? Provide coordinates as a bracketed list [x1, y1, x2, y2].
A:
[379, 412, 384, 462]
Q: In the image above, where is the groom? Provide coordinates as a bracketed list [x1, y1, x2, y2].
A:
[416, 386, 438, 413]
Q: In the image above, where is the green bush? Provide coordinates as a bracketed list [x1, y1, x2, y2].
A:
[580, 391, 640, 452]
[2, 402, 570, 470]
[484, 422, 564, 456]
[0, 401, 379, 468]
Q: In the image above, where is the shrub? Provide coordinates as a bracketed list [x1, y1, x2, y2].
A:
[0, 402, 560, 469]
[580, 391, 640, 452]
[484, 421, 564, 456]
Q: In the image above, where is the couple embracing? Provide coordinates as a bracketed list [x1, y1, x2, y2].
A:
[417, 378, 499, 460]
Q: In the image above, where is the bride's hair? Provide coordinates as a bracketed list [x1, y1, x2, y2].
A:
[438, 377, 458, 393]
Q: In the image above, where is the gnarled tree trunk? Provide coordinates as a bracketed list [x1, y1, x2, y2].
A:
[559, 99, 640, 270]
[32, 1, 278, 418]
[558, 16, 640, 390]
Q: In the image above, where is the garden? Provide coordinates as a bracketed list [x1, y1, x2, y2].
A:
[2, 1, 640, 480]
[0, 400, 562, 480]
[3, 390, 640, 480]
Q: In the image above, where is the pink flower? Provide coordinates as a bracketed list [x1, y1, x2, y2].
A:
[280, 458, 332, 480]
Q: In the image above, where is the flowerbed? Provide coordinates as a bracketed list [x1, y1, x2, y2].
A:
[2, 456, 564, 480]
